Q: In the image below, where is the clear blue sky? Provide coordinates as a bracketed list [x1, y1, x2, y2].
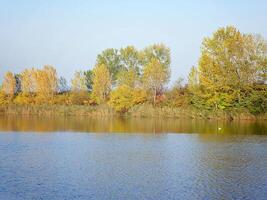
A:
[0, 0, 266, 85]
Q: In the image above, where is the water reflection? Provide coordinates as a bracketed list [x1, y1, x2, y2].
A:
[0, 116, 267, 134]
[0, 115, 266, 134]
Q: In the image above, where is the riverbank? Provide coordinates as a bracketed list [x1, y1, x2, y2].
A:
[0, 104, 266, 121]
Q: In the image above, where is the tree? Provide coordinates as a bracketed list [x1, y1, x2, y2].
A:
[109, 85, 147, 112]
[96, 48, 122, 85]
[117, 68, 139, 88]
[35, 66, 58, 99]
[71, 71, 87, 92]
[58, 76, 69, 93]
[109, 85, 134, 112]
[14, 74, 21, 94]
[141, 43, 171, 68]
[116, 46, 141, 88]
[165, 77, 189, 107]
[2, 71, 16, 97]
[84, 70, 93, 92]
[196, 26, 267, 110]
[21, 68, 37, 94]
[142, 58, 170, 104]
[188, 66, 199, 91]
[120, 46, 141, 74]
[91, 64, 112, 104]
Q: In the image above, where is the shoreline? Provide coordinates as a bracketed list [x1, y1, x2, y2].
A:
[0, 104, 266, 121]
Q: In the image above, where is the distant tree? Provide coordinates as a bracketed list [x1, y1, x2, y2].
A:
[109, 85, 147, 112]
[141, 43, 171, 68]
[92, 64, 112, 104]
[58, 76, 69, 93]
[84, 70, 93, 92]
[71, 71, 87, 92]
[2, 71, 16, 97]
[188, 66, 198, 91]
[14, 74, 22, 94]
[120, 46, 141, 74]
[142, 58, 170, 104]
[35, 66, 58, 99]
[96, 48, 122, 85]
[117, 68, 139, 88]
[21, 68, 37, 94]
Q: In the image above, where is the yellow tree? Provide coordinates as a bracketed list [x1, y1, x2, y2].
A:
[2, 71, 16, 97]
[21, 68, 37, 94]
[92, 64, 111, 104]
[71, 71, 87, 92]
[109, 85, 147, 112]
[142, 58, 170, 104]
[197, 26, 267, 110]
[35, 66, 58, 101]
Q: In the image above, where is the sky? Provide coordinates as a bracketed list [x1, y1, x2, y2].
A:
[0, 0, 266, 85]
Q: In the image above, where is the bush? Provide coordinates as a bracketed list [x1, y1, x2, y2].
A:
[109, 86, 147, 112]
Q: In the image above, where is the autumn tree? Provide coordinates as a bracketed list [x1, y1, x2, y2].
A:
[196, 26, 267, 112]
[109, 85, 147, 112]
[142, 58, 170, 104]
[2, 71, 16, 97]
[20, 68, 37, 94]
[35, 66, 58, 100]
[71, 71, 87, 92]
[91, 64, 111, 104]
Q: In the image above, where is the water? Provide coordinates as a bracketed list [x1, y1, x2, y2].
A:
[0, 116, 266, 200]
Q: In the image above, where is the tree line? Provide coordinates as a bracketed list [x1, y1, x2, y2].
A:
[1, 26, 266, 115]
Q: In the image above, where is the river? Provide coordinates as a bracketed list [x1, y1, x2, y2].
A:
[0, 116, 266, 199]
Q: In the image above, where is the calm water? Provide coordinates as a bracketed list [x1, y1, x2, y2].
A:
[0, 116, 267, 200]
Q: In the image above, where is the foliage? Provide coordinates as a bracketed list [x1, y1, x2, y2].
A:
[96, 48, 122, 84]
[91, 64, 112, 104]
[58, 76, 69, 93]
[14, 93, 35, 105]
[190, 26, 267, 112]
[142, 58, 170, 104]
[109, 85, 147, 112]
[2, 71, 16, 97]
[0, 32, 266, 117]
[84, 70, 93, 92]
[0, 89, 8, 105]
[35, 66, 58, 100]
[20, 68, 37, 94]
[71, 71, 87, 92]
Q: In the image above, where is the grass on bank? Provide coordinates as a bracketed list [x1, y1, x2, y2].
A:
[1, 104, 266, 121]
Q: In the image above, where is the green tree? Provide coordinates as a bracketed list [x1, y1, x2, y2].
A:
[120, 46, 141, 74]
[84, 70, 93, 92]
[141, 43, 171, 67]
[58, 76, 69, 93]
[96, 48, 122, 84]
